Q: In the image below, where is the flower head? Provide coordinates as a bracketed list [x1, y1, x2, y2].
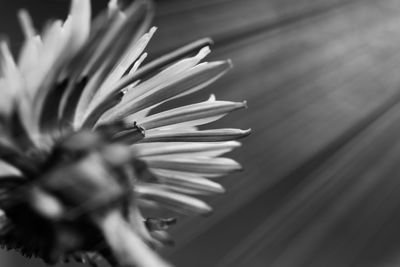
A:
[0, 0, 249, 266]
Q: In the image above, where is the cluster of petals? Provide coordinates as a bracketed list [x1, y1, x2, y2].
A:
[0, 0, 249, 266]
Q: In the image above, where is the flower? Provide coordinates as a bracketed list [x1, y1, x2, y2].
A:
[0, 0, 249, 266]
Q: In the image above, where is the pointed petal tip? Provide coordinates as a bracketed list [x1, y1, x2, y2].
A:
[200, 37, 214, 47]
[209, 59, 232, 75]
[230, 161, 243, 172]
[229, 140, 242, 148]
[230, 128, 251, 140]
[243, 128, 252, 136]
[227, 59, 234, 68]
[149, 26, 158, 34]
[231, 128, 251, 140]
[108, 0, 118, 8]
[165, 217, 178, 226]
[215, 184, 226, 194]
[202, 208, 214, 217]
[17, 9, 36, 39]
[233, 100, 248, 111]
[198, 46, 211, 59]
[201, 179, 226, 194]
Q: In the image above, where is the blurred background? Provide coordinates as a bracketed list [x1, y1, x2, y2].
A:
[3, 0, 400, 266]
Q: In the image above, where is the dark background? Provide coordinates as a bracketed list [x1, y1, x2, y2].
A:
[2, 0, 400, 266]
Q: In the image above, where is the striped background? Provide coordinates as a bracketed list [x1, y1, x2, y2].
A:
[2, 0, 400, 266]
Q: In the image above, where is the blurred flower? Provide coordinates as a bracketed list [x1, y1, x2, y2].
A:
[0, 0, 249, 266]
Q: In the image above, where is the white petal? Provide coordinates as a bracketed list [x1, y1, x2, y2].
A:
[152, 170, 225, 195]
[132, 141, 241, 157]
[150, 168, 226, 179]
[69, 0, 91, 53]
[118, 46, 211, 106]
[153, 46, 210, 79]
[136, 97, 246, 130]
[142, 128, 251, 143]
[0, 161, 22, 177]
[84, 27, 156, 119]
[144, 156, 242, 175]
[135, 183, 212, 215]
[103, 60, 231, 123]
[17, 10, 36, 39]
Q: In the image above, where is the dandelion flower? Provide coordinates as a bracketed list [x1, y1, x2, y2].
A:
[0, 0, 249, 266]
